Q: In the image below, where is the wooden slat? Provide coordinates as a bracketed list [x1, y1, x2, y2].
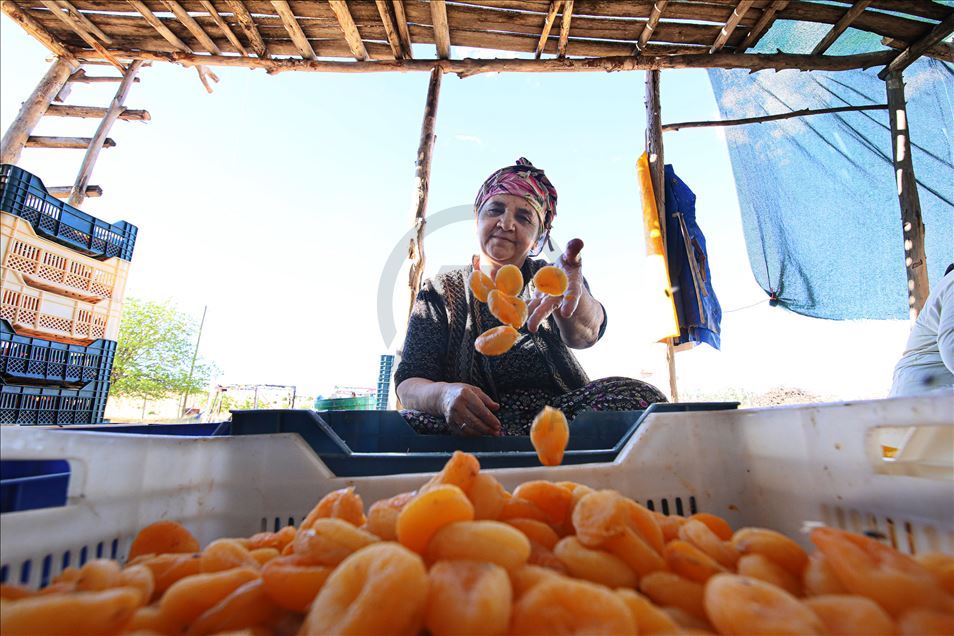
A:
[711, 0, 755, 53]
[69, 69, 141, 83]
[40, 1, 126, 72]
[662, 104, 888, 132]
[46, 104, 150, 120]
[811, 0, 874, 55]
[269, 1, 316, 59]
[879, 14, 954, 79]
[534, 0, 562, 59]
[393, 0, 413, 58]
[27, 135, 116, 148]
[198, 0, 247, 56]
[376, 0, 405, 59]
[50, 185, 102, 198]
[162, 0, 221, 54]
[327, 0, 368, 61]
[0, 58, 74, 164]
[1, 1, 77, 62]
[57, 0, 111, 43]
[431, 0, 451, 58]
[128, 0, 191, 51]
[636, 0, 669, 52]
[736, 0, 788, 53]
[881, 36, 954, 64]
[557, 0, 574, 58]
[225, 0, 268, 58]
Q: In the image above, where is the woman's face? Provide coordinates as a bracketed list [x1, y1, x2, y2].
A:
[476, 194, 542, 267]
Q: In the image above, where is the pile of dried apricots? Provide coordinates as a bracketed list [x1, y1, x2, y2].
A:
[2, 449, 952, 635]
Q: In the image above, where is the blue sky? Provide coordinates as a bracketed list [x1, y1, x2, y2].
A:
[1, 18, 914, 400]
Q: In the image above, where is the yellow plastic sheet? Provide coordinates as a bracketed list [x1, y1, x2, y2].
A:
[636, 152, 679, 342]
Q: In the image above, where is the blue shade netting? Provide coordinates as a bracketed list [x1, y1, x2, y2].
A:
[708, 27, 953, 319]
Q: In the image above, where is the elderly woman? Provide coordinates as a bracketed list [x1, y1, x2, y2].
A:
[395, 158, 666, 436]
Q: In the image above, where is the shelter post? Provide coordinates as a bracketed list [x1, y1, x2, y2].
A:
[645, 69, 679, 402]
[0, 57, 74, 165]
[407, 66, 443, 320]
[885, 71, 929, 318]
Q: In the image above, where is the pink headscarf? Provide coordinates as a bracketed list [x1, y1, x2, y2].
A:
[474, 158, 558, 236]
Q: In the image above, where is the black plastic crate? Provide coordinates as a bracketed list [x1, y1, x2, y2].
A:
[0, 321, 116, 388]
[0, 381, 110, 426]
[0, 164, 137, 261]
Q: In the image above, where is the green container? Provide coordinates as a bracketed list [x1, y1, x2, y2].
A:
[313, 395, 376, 411]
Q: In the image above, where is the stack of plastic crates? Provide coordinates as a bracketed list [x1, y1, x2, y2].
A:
[376, 354, 394, 410]
[0, 165, 137, 425]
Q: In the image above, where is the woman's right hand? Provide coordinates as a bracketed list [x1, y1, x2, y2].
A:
[440, 383, 501, 437]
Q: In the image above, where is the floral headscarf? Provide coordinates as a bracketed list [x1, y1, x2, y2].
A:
[474, 158, 558, 244]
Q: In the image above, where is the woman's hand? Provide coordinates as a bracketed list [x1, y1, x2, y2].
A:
[527, 238, 585, 333]
[440, 382, 501, 436]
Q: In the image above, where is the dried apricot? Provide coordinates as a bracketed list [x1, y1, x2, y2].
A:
[249, 547, 279, 566]
[301, 486, 366, 529]
[426, 560, 512, 636]
[488, 289, 528, 330]
[494, 264, 524, 295]
[506, 518, 560, 550]
[527, 541, 569, 573]
[426, 520, 530, 570]
[119, 564, 155, 605]
[201, 538, 259, 573]
[0, 585, 35, 600]
[158, 566, 259, 631]
[498, 497, 550, 523]
[533, 265, 568, 296]
[704, 574, 825, 635]
[732, 527, 809, 576]
[187, 578, 281, 636]
[663, 606, 715, 632]
[261, 555, 333, 613]
[804, 594, 895, 635]
[664, 540, 727, 583]
[75, 559, 122, 591]
[421, 450, 481, 493]
[300, 543, 428, 636]
[553, 536, 639, 588]
[803, 552, 847, 596]
[737, 553, 803, 597]
[509, 564, 562, 598]
[470, 270, 496, 303]
[0, 588, 141, 636]
[365, 491, 415, 540]
[510, 577, 636, 635]
[917, 552, 954, 595]
[475, 325, 519, 356]
[396, 484, 475, 554]
[655, 512, 688, 543]
[512, 481, 573, 526]
[897, 608, 954, 635]
[616, 588, 681, 635]
[128, 520, 199, 560]
[689, 513, 733, 541]
[466, 472, 511, 520]
[125, 604, 175, 633]
[247, 525, 296, 552]
[51, 567, 81, 584]
[640, 571, 707, 620]
[680, 519, 739, 568]
[140, 552, 202, 599]
[530, 405, 569, 466]
[603, 526, 667, 577]
[292, 518, 380, 566]
[622, 498, 666, 555]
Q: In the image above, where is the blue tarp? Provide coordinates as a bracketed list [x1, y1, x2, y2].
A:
[708, 22, 953, 320]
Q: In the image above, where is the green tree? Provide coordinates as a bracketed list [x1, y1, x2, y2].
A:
[110, 298, 217, 404]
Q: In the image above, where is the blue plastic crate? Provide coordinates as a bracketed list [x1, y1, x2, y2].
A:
[0, 164, 137, 261]
[0, 321, 116, 389]
[0, 381, 110, 426]
[0, 459, 70, 514]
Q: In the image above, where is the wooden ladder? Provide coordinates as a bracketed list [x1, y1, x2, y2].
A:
[0, 57, 149, 207]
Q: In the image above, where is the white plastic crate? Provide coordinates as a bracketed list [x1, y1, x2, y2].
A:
[1, 393, 951, 589]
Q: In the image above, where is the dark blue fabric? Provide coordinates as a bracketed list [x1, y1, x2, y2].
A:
[708, 57, 954, 320]
[664, 165, 722, 350]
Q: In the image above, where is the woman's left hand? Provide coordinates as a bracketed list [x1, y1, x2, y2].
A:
[527, 238, 585, 333]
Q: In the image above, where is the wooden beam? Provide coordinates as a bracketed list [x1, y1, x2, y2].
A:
[39, 0, 126, 72]
[0, 1, 77, 63]
[644, 69, 678, 402]
[69, 69, 141, 83]
[327, 0, 367, 61]
[269, 1, 315, 60]
[225, 0, 268, 58]
[535, 0, 562, 59]
[812, 0, 874, 55]
[879, 14, 954, 79]
[736, 0, 789, 53]
[662, 104, 888, 132]
[57, 0, 111, 44]
[885, 71, 929, 317]
[393, 0, 413, 59]
[69, 60, 145, 206]
[163, 0, 221, 54]
[46, 104, 150, 120]
[711, 0, 756, 53]
[198, 0, 247, 56]
[49, 185, 101, 198]
[407, 67, 443, 321]
[75, 48, 898, 76]
[0, 57, 73, 164]
[128, 0, 191, 52]
[557, 0, 574, 58]
[27, 135, 116, 148]
[430, 0, 451, 59]
[375, 0, 405, 59]
[882, 36, 954, 64]
[635, 0, 669, 53]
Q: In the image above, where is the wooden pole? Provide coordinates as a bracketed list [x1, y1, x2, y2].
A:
[0, 1, 76, 62]
[557, 0, 574, 58]
[879, 14, 954, 79]
[0, 57, 74, 165]
[535, 0, 563, 59]
[68, 60, 145, 206]
[635, 0, 670, 53]
[45, 104, 150, 120]
[645, 69, 679, 402]
[407, 67, 443, 321]
[881, 37, 954, 64]
[662, 104, 888, 132]
[27, 135, 116, 149]
[711, 0, 756, 53]
[885, 71, 929, 317]
[811, 0, 874, 55]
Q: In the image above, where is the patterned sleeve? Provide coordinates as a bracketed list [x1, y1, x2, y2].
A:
[582, 275, 609, 342]
[393, 279, 449, 389]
